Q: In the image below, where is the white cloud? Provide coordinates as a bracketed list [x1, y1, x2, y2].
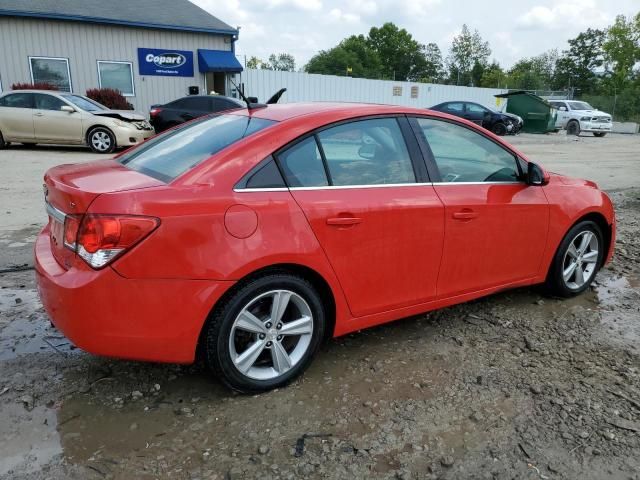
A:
[329, 8, 361, 23]
[264, 0, 322, 11]
[517, 0, 609, 30]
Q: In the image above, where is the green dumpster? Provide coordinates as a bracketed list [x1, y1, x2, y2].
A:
[494, 91, 557, 134]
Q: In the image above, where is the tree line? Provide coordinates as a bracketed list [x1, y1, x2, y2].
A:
[247, 13, 640, 120]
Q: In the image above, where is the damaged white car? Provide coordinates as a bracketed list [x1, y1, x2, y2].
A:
[0, 90, 154, 153]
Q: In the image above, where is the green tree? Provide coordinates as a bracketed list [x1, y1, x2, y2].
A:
[479, 61, 505, 88]
[554, 28, 606, 93]
[247, 53, 296, 71]
[446, 24, 491, 85]
[506, 50, 558, 91]
[602, 14, 640, 90]
[305, 34, 382, 78]
[367, 22, 430, 81]
[423, 42, 445, 82]
[246, 56, 262, 69]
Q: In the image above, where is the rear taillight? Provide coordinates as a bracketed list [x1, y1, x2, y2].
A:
[149, 107, 162, 117]
[64, 214, 159, 268]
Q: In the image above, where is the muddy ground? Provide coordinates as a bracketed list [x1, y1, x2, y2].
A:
[1, 141, 640, 479]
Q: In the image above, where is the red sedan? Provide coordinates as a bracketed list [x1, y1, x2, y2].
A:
[35, 103, 615, 392]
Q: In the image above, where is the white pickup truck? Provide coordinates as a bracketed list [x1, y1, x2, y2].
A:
[548, 100, 612, 137]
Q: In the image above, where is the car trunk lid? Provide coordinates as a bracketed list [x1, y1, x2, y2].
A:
[44, 159, 164, 269]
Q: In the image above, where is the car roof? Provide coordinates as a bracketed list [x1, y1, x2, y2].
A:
[229, 102, 445, 122]
[0, 90, 68, 95]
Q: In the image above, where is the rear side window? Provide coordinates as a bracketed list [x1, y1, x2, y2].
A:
[244, 158, 286, 188]
[120, 114, 276, 182]
[277, 137, 328, 187]
[0, 93, 34, 108]
[170, 97, 209, 111]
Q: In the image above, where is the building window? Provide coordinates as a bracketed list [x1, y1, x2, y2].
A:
[29, 56, 72, 92]
[97, 61, 135, 96]
[411, 86, 419, 98]
[392, 86, 402, 96]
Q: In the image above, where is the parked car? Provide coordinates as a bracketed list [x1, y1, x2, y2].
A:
[36, 103, 615, 393]
[548, 100, 612, 137]
[0, 90, 154, 153]
[430, 101, 523, 135]
[149, 95, 243, 132]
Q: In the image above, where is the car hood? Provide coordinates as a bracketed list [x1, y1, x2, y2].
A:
[547, 171, 598, 189]
[502, 112, 523, 123]
[572, 109, 610, 118]
[92, 110, 146, 121]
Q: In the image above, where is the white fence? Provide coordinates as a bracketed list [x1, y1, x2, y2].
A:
[238, 69, 508, 109]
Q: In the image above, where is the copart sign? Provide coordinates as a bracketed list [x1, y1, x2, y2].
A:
[138, 48, 194, 77]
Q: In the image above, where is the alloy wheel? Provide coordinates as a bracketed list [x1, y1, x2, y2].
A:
[228, 290, 314, 380]
[91, 131, 112, 152]
[562, 230, 599, 290]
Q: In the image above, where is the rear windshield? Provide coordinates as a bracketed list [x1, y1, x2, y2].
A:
[119, 114, 276, 182]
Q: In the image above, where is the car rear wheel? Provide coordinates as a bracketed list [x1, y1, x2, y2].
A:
[204, 273, 326, 393]
[566, 120, 580, 136]
[0, 131, 5, 149]
[88, 127, 116, 154]
[594, 132, 607, 137]
[545, 220, 603, 297]
[492, 123, 507, 136]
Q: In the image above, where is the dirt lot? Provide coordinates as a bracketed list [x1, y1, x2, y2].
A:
[1, 133, 639, 479]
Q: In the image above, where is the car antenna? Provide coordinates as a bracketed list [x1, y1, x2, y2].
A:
[230, 78, 266, 111]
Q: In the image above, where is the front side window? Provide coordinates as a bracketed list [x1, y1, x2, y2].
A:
[34, 93, 67, 111]
[466, 103, 488, 114]
[317, 118, 415, 186]
[445, 103, 464, 113]
[567, 101, 593, 111]
[97, 61, 134, 96]
[120, 114, 276, 182]
[30, 57, 72, 92]
[416, 118, 521, 183]
[0, 93, 34, 108]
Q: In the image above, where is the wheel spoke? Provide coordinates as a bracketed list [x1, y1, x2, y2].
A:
[574, 264, 585, 286]
[234, 340, 267, 373]
[271, 341, 292, 373]
[235, 310, 267, 334]
[270, 291, 291, 324]
[578, 232, 593, 254]
[567, 243, 579, 259]
[563, 262, 578, 282]
[280, 316, 313, 336]
[582, 250, 598, 264]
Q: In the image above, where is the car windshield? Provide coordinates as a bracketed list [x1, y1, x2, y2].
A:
[119, 114, 277, 182]
[61, 94, 108, 112]
[567, 101, 594, 111]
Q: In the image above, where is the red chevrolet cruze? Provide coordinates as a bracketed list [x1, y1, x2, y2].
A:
[35, 103, 615, 392]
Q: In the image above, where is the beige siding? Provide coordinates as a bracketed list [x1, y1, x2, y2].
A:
[0, 17, 232, 112]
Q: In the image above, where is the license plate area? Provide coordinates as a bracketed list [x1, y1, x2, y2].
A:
[50, 216, 64, 249]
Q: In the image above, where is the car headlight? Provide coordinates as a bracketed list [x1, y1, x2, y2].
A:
[580, 116, 591, 121]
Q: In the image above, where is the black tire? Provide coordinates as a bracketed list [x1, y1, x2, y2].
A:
[593, 132, 607, 137]
[566, 120, 580, 136]
[492, 122, 507, 136]
[0, 130, 5, 149]
[545, 220, 604, 297]
[21, 142, 37, 147]
[204, 272, 326, 393]
[87, 127, 116, 154]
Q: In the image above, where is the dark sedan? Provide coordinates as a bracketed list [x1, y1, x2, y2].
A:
[430, 101, 522, 136]
[149, 95, 243, 133]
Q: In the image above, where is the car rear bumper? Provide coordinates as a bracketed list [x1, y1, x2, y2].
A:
[34, 227, 232, 364]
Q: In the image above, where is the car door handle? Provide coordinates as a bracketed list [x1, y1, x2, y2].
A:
[34, 112, 44, 117]
[326, 217, 362, 226]
[452, 210, 478, 220]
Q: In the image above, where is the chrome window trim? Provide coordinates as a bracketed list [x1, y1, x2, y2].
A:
[233, 181, 526, 192]
[46, 201, 66, 223]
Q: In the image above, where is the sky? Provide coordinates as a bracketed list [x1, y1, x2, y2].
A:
[194, 0, 640, 70]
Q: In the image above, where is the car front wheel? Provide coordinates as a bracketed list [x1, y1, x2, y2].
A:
[566, 120, 580, 136]
[492, 123, 507, 136]
[0, 130, 5, 149]
[594, 132, 607, 137]
[545, 220, 603, 297]
[204, 273, 326, 393]
[88, 127, 116, 154]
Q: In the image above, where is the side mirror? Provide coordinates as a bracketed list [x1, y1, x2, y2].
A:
[527, 162, 549, 186]
[61, 105, 75, 113]
[358, 144, 376, 160]
[558, 106, 567, 111]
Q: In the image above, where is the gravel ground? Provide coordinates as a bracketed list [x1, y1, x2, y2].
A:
[0, 135, 639, 479]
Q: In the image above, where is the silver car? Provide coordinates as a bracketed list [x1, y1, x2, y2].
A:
[0, 90, 154, 153]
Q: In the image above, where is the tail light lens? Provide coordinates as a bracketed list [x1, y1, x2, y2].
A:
[149, 107, 162, 117]
[64, 214, 159, 269]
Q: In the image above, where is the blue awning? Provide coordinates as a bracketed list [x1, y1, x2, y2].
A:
[197, 49, 243, 73]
